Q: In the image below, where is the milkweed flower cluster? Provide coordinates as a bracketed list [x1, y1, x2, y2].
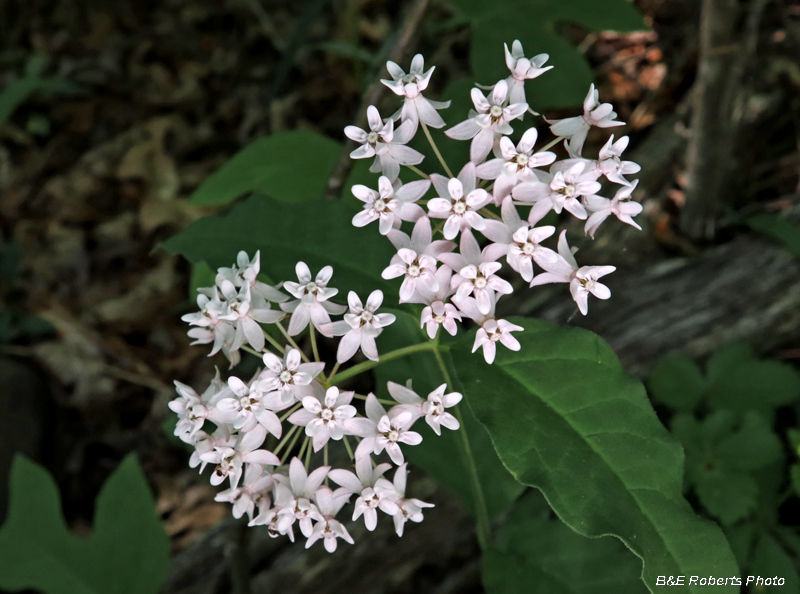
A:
[349, 40, 643, 362]
[174, 253, 465, 551]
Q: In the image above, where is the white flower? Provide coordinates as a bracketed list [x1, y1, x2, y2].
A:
[529, 230, 615, 315]
[445, 79, 528, 163]
[382, 464, 434, 537]
[200, 426, 280, 488]
[170, 372, 236, 443]
[305, 486, 355, 553]
[504, 40, 553, 105]
[346, 394, 422, 465]
[381, 54, 451, 131]
[287, 386, 357, 452]
[328, 456, 398, 531]
[418, 266, 462, 338]
[216, 376, 283, 437]
[182, 289, 238, 364]
[214, 463, 275, 521]
[344, 106, 425, 181]
[215, 251, 288, 304]
[189, 427, 236, 473]
[218, 281, 283, 352]
[480, 197, 558, 283]
[387, 382, 462, 436]
[274, 457, 330, 539]
[549, 83, 624, 155]
[474, 128, 556, 203]
[596, 135, 640, 186]
[280, 263, 347, 336]
[258, 347, 325, 405]
[427, 162, 492, 240]
[351, 176, 428, 235]
[584, 180, 643, 238]
[472, 318, 524, 364]
[512, 161, 601, 220]
[324, 291, 396, 363]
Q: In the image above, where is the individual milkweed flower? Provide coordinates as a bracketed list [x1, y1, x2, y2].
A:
[512, 161, 601, 220]
[214, 463, 276, 521]
[200, 426, 281, 488]
[418, 266, 462, 338]
[274, 457, 330, 538]
[529, 230, 615, 315]
[287, 386, 357, 452]
[480, 197, 558, 283]
[584, 180, 643, 238]
[280, 263, 347, 336]
[305, 487, 355, 553]
[386, 382, 462, 436]
[190, 427, 236, 473]
[216, 376, 283, 437]
[218, 281, 284, 352]
[379, 464, 434, 537]
[595, 135, 641, 186]
[427, 163, 492, 240]
[351, 176, 428, 235]
[381, 54, 451, 131]
[445, 79, 528, 164]
[170, 372, 236, 443]
[475, 128, 556, 203]
[504, 40, 553, 105]
[328, 456, 398, 531]
[344, 106, 424, 181]
[548, 83, 624, 156]
[215, 251, 288, 304]
[347, 394, 422, 465]
[472, 318, 524, 364]
[182, 289, 239, 364]
[324, 291, 396, 363]
[258, 347, 325, 405]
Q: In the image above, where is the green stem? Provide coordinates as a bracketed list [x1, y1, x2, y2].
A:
[432, 347, 491, 550]
[279, 402, 302, 422]
[538, 135, 565, 153]
[309, 325, 320, 362]
[276, 322, 310, 363]
[328, 341, 437, 385]
[274, 424, 300, 458]
[343, 434, 354, 460]
[406, 164, 430, 179]
[353, 393, 395, 406]
[241, 345, 263, 358]
[261, 328, 286, 354]
[420, 120, 454, 177]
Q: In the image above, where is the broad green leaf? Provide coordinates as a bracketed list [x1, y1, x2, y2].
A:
[162, 194, 399, 305]
[706, 357, 800, 418]
[648, 351, 707, 412]
[189, 261, 216, 299]
[449, 0, 647, 108]
[451, 317, 739, 593]
[791, 465, 800, 498]
[705, 342, 755, 384]
[483, 491, 649, 594]
[188, 131, 341, 206]
[788, 429, 800, 458]
[372, 309, 524, 517]
[0, 454, 169, 594]
[749, 534, 800, 593]
[745, 213, 800, 260]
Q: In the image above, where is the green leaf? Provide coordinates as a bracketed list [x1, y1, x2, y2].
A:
[162, 194, 398, 304]
[792, 465, 800, 498]
[749, 533, 800, 593]
[744, 213, 800, 260]
[789, 429, 800, 459]
[648, 351, 707, 412]
[313, 41, 375, 64]
[451, 317, 739, 593]
[483, 491, 649, 594]
[0, 454, 170, 594]
[449, 0, 647, 108]
[187, 131, 341, 206]
[372, 309, 524, 517]
[705, 342, 755, 384]
[189, 261, 216, 299]
[706, 357, 800, 418]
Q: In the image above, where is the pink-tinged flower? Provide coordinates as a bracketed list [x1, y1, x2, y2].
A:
[427, 163, 492, 239]
[218, 281, 283, 352]
[351, 176, 428, 235]
[274, 457, 330, 538]
[329, 456, 398, 531]
[416, 266, 462, 338]
[183, 289, 239, 364]
[258, 347, 325, 405]
[480, 197, 558, 283]
[170, 373, 236, 443]
[504, 40, 553, 105]
[215, 463, 276, 521]
[512, 161, 601, 220]
[217, 376, 283, 437]
[305, 487, 355, 552]
[548, 83, 625, 155]
[529, 230, 615, 315]
[381, 54, 451, 131]
[380, 464, 434, 537]
[347, 394, 422, 465]
[345, 106, 424, 181]
[472, 318, 524, 364]
[596, 135, 641, 186]
[280, 263, 347, 337]
[387, 382, 462, 436]
[584, 180, 643, 238]
[215, 251, 288, 304]
[445, 79, 528, 163]
[287, 386, 357, 452]
[200, 426, 280, 488]
[190, 427, 236, 473]
[475, 128, 556, 203]
[324, 291, 396, 363]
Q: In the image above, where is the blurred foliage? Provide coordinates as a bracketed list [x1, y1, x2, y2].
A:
[0, 455, 169, 594]
[743, 213, 800, 261]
